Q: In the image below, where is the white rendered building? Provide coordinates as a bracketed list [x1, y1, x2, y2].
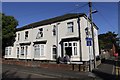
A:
[5, 13, 99, 63]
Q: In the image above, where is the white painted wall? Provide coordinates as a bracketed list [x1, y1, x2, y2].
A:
[5, 16, 99, 62]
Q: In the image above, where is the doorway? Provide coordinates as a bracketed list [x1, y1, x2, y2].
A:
[65, 47, 72, 57]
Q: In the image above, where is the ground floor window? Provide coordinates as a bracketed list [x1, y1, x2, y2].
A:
[17, 47, 19, 58]
[52, 45, 57, 59]
[34, 45, 40, 58]
[5, 47, 8, 55]
[34, 44, 45, 58]
[21, 46, 24, 56]
[9, 47, 11, 55]
[25, 46, 28, 55]
[64, 41, 78, 57]
[20, 46, 28, 57]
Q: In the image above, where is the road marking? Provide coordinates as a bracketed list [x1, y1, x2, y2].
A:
[112, 65, 114, 75]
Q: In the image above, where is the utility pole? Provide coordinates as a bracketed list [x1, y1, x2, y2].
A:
[89, 2, 96, 69]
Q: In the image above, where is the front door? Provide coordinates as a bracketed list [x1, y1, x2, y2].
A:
[65, 47, 72, 57]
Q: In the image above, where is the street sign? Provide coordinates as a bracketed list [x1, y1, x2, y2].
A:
[86, 37, 92, 46]
[86, 38, 92, 41]
[87, 40, 92, 46]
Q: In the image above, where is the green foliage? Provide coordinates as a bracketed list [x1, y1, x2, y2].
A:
[98, 31, 118, 50]
[2, 13, 18, 56]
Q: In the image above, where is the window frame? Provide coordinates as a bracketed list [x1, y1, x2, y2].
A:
[67, 22, 74, 33]
[18, 33, 20, 41]
[25, 31, 29, 40]
[52, 25, 56, 36]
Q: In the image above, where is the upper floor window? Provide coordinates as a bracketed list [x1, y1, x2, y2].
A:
[25, 31, 28, 40]
[36, 28, 43, 39]
[67, 22, 74, 33]
[52, 25, 56, 36]
[18, 33, 20, 41]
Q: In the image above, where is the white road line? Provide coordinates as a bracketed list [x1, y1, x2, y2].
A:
[112, 65, 114, 75]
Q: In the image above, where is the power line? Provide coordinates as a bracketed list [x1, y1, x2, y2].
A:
[64, 3, 88, 14]
[92, 4, 117, 32]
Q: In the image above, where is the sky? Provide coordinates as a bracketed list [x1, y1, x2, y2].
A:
[2, 2, 118, 34]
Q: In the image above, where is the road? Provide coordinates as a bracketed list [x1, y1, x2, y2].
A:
[2, 63, 97, 80]
[2, 59, 118, 80]
[2, 64, 56, 79]
[93, 59, 120, 80]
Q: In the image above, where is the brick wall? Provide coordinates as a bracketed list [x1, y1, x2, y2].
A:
[2, 59, 86, 71]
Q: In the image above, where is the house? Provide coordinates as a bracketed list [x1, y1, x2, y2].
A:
[5, 13, 99, 64]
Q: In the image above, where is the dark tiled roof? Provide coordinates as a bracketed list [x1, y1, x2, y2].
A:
[16, 13, 98, 31]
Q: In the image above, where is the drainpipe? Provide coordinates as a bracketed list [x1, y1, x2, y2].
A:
[77, 16, 82, 61]
[56, 23, 60, 59]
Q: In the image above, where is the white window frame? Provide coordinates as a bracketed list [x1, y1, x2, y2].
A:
[40, 45, 45, 56]
[64, 42, 78, 56]
[67, 22, 74, 33]
[36, 28, 43, 39]
[25, 31, 28, 40]
[9, 47, 11, 55]
[34, 44, 45, 58]
[52, 25, 56, 36]
[52, 45, 57, 60]
[18, 33, 20, 41]
[5, 47, 8, 55]
[21, 46, 24, 56]
[34, 44, 40, 58]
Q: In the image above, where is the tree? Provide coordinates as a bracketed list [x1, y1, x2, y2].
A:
[98, 31, 118, 50]
[2, 13, 18, 57]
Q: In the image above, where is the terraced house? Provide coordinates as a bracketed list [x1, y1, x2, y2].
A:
[5, 13, 99, 64]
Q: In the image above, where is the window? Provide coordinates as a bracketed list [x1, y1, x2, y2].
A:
[18, 33, 20, 41]
[17, 47, 19, 58]
[9, 47, 11, 55]
[68, 43, 72, 47]
[25, 31, 28, 40]
[73, 43, 77, 55]
[64, 42, 78, 56]
[67, 22, 74, 33]
[21, 46, 24, 55]
[64, 43, 68, 47]
[53, 25, 56, 36]
[17, 47, 19, 55]
[52, 45, 57, 59]
[41, 45, 44, 56]
[5, 48, 8, 55]
[34, 45, 40, 58]
[36, 28, 43, 39]
[25, 46, 28, 55]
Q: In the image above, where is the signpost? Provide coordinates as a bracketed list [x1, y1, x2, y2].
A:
[86, 38, 92, 46]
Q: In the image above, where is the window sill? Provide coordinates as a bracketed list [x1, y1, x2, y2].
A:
[66, 32, 74, 36]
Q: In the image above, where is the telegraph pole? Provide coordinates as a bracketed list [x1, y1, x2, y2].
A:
[88, 2, 96, 69]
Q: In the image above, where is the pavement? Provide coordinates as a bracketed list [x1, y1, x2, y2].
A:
[2, 59, 120, 80]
